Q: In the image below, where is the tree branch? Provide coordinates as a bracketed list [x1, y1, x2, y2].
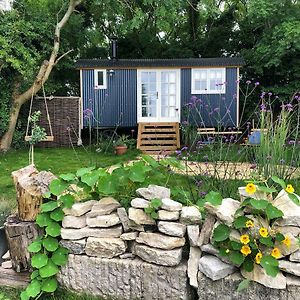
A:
[55, 49, 74, 65]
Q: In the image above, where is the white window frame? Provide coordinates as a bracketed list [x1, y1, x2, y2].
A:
[191, 68, 226, 94]
[94, 69, 107, 89]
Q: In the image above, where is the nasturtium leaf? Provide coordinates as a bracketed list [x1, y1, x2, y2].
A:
[128, 162, 149, 183]
[249, 199, 269, 210]
[266, 203, 283, 220]
[213, 224, 230, 242]
[51, 247, 69, 266]
[230, 241, 242, 251]
[271, 176, 286, 189]
[144, 207, 152, 214]
[240, 198, 251, 207]
[236, 279, 250, 292]
[150, 211, 158, 219]
[31, 253, 48, 269]
[59, 173, 76, 181]
[41, 201, 58, 213]
[50, 207, 64, 222]
[98, 175, 118, 195]
[242, 256, 254, 272]
[288, 193, 300, 206]
[81, 170, 101, 187]
[46, 221, 61, 237]
[260, 255, 279, 277]
[275, 233, 285, 242]
[26, 279, 41, 297]
[141, 154, 159, 168]
[218, 248, 228, 257]
[39, 259, 59, 278]
[36, 213, 52, 227]
[229, 251, 245, 266]
[59, 194, 75, 209]
[49, 178, 69, 196]
[41, 277, 58, 293]
[204, 191, 223, 206]
[42, 237, 59, 252]
[30, 270, 40, 280]
[28, 241, 42, 253]
[76, 167, 95, 177]
[43, 191, 51, 199]
[256, 185, 276, 193]
[20, 290, 30, 300]
[233, 216, 250, 229]
[151, 198, 162, 209]
[259, 237, 274, 247]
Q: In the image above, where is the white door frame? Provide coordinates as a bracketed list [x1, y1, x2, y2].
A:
[137, 69, 181, 123]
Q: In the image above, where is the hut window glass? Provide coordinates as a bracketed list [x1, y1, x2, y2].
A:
[94, 69, 107, 89]
[192, 68, 226, 94]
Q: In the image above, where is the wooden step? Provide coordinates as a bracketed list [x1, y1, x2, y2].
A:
[0, 267, 30, 288]
[137, 122, 180, 154]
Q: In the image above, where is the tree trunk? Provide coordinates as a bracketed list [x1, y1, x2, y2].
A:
[0, 101, 21, 152]
[4, 215, 42, 272]
[12, 165, 56, 221]
[0, 0, 83, 152]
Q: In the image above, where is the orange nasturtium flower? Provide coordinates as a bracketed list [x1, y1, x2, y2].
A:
[259, 227, 269, 238]
[246, 220, 254, 228]
[271, 248, 281, 259]
[255, 252, 263, 264]
[286, 184, 295, 194]
[245, 183, 256, 194]
[282, 236, 291, 248]
[240, 234, 250, 245]
[240, 245, 252, 256]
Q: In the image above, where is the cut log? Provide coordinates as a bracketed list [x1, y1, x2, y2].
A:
[4, 215, 42, 272]
[12, 165, 56, 221]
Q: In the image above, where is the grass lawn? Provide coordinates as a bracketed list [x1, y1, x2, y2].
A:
[0, 147, 140, 224]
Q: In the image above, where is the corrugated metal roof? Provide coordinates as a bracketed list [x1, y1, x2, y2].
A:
[75, 57, 245, 69]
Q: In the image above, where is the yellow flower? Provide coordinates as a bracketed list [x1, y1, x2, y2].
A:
[255, 252, 262, 264]
[282, 236, 291, 248]
[286, 184, 295, 194]
[259, 227, 269, 238]
[245, 183, 257, 194]
[240, 245, 252, 256]
[246, 220, 254, 228]
[240, 234, 250, 245]
[271, 247, 281, 259]
[225, 249, 230, 254]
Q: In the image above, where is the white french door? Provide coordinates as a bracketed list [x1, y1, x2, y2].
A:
[137, 69, 180, 122]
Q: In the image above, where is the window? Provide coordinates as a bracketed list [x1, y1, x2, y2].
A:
[191, 68, 226, 94]
[94, 69, 107, 89]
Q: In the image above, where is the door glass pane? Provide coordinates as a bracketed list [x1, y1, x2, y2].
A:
[141, 72, 157, 118]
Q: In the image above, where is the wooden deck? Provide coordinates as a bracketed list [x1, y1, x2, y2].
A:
[0, 267, 30, 288]
[137, 122, 180, 154]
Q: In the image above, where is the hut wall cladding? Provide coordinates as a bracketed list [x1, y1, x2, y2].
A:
[82, 69, 137, 128]
[180, 68, 238, 127]
[31, 97, 80, 147]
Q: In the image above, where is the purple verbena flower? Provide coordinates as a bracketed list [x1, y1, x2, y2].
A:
[246, 80, 251, 85]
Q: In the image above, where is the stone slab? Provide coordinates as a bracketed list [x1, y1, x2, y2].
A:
[198, 271, 300, 300]
[63, 200, 98, 217]
[62, 215, 86, 229]
[58, 254, 193, 300]
[60, 239, 86, 254]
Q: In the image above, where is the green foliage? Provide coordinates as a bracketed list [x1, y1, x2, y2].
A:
[144, 198, 162, 220]
[260, 255, 279, 278]
[237, 279, 251, 292]
[212, 224, 230, 242]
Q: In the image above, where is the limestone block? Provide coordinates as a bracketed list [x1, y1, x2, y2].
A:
[136, 232, 185, 250]
[161, 198, 183, 212]
[60, 239, 86, 254]
[157, 221, 186, 237]
[85, 237, 126, 258]
[157, 210, 180, 221]
[117, 207, 130, 232]
[198, 255, 236, 281]
[131, 198, 150, 209]
[62, 215, 86, 229]
[120, 232, 139, 241]
[135, 244, 183, 266]
[61, 225, 122, 240]
[86, 213, 121, 228]
[188, 247, 201, 288]
[128, 208, 155, 225]
[198, 214, 215, 246]
[187, 225, 200, 246]
[180, 207, 201, 224]
[136, 185, 170, 200]
[59, 254, 192, 300]
[63, 200, 98, 217]
[87, 197, 121, 217]
[279, 260, 300, 277]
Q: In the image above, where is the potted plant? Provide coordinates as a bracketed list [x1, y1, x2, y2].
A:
[114, 135, 129, 155]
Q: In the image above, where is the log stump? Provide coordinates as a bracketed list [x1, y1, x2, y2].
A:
[11, 165, 56, 221]
[4, 215, 42, 272]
